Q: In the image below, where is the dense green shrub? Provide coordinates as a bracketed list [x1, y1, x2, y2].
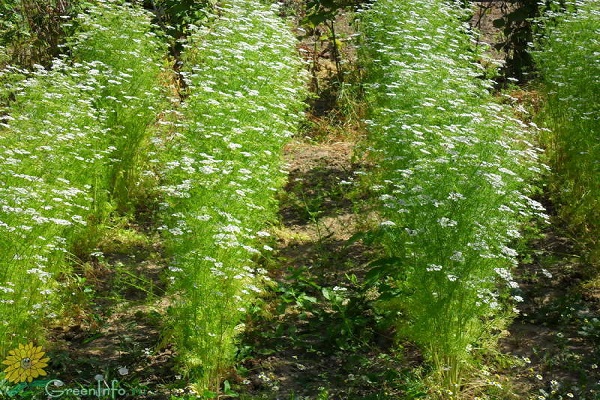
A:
[359, 0, 544, 396]
[0, 0, 80, 68]
[157, 0, 306, 393]
[492, 0, 541, 82]
[145, 0, 213, 51]
[534, 0, 600, 260]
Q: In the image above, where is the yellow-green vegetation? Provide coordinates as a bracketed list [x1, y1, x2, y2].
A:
[0, 0, 166, 354]
[1, 0, 599, 398]
[69, 1, 168, 214]
[157, 0, 306, 393]
[359, 0, 545, 396]
[534, 0, 600, 262]
[0, 0, 307, 395]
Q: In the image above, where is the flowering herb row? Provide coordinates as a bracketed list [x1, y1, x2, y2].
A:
[358, 0, 545, 395]
[534, 0, 600, 257]
[0, 0, 165, 353]
[156, 0, 307, 392]
[0, 0, 308, 394]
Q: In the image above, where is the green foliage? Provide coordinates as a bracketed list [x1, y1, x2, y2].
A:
[145, 0, 214, 52]
[302, 0, 353, 28]
[69, 0, 168, 214]
[271, 268, 376, 351]
[157, 0, 306, 393]
[359, 0, 545, 396]
[491, 0, 541, 82]
[299, 0, 357, 90]
[0, 60, 114, 352]
[0, 0, 82, 68]
[0, 0, 167, 359]
[533, 0, 600, 263]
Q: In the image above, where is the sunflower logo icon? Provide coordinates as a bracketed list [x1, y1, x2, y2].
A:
[2, 343, 50, 383]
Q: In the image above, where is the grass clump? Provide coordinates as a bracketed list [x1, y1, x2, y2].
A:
[358, 0, 545, 397]
[533, 0, 600, 264]
[157, 0, 307, 394]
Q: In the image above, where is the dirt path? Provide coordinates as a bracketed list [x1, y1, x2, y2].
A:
[233, 136, 420, 399]
[225, 6, 410, 398]
[47, 230, 177, 397]
[500, 219, 600, 399]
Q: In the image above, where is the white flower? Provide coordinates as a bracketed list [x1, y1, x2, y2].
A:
[426, 264, 443, 272]
[447, 192, 465, 201]
[494, 268, 513, 281]
[118, 366, 129, 376]
[541, 268, 553, 278]
[438, 217, 457, 228]
[450, 251, 464, 263]
[221, 224, 241, 233]
[405, 228, 418, 236]
[501, 246, 518, 257]
[506, 229, 521, 238]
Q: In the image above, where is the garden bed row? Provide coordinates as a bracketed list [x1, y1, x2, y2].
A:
[359, 0, 545, 396]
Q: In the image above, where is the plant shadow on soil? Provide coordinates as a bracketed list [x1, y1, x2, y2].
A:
[230, 140, 427, 399]
[45, 228, 183, 399]
[501, 200, 600, 399]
